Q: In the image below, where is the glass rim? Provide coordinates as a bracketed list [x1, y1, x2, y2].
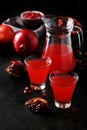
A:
[49, 71, 79, 86]
[24, 55, 52, 68]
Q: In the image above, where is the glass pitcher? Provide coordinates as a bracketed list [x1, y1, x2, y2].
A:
[41, 15, 84, 73]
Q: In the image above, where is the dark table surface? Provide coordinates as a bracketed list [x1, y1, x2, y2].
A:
[0, 43, 87, 130]
[0, 1, 87, 130]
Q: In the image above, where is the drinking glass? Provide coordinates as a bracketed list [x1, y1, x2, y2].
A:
[24, 55, 52, 91]
[49, 71, 79, 109]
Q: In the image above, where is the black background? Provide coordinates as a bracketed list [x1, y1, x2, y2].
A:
[0, 1, 87, 130]
[0, 0, 85, 19]
[0, 0, 87, 43]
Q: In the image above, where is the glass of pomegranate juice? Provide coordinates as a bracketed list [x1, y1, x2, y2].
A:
[49, 71, 79, 109]
[24, 55, 52, 91]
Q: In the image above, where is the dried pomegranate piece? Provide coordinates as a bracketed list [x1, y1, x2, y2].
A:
[25, 97, 48, 113]
[5, 60, 25, 77]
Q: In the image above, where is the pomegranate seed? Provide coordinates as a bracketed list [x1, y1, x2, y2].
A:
[85, 52, 87, 56]
[42, 93, 47, 97]
[72, 107, 76, 113]
[31, 85, 41, 91]
[24, 86, 31, 94]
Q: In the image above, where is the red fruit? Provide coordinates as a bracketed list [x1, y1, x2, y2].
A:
[0, 24, 14, 46]
[25, 97, 48, 113]
[5, 60, 25, 77]
[24, 87, 31, 94]
[13, 29, 39, 56]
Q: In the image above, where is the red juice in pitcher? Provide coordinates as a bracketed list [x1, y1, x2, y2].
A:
[42, 43, 76, 73]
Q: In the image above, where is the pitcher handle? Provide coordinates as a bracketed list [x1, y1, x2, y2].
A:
[73, 25, 84, 55]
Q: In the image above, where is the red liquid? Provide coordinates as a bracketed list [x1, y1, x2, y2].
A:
[42, 43, 76, 73]
[50, 75, 77, 103]
[26, 59, 51, 84]
[23, 11, 43, 19]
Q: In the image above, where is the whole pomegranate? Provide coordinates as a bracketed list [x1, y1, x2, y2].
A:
[13, 29, 39, 56]
[0, 24, 14, 47]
